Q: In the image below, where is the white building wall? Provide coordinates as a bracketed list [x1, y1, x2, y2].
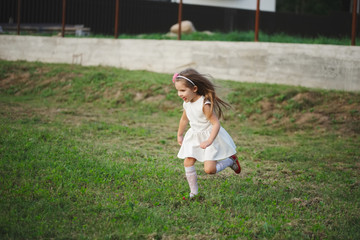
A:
[171, 0, 276, 12]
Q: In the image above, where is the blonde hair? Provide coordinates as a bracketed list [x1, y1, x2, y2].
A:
[175, 68, 230, 119]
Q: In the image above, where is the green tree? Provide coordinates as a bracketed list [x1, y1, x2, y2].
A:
[276, 0, 349, 15]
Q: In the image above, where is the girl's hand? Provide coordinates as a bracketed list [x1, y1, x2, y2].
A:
[200, 140, 212, 149]
[177, 135, 184, 145]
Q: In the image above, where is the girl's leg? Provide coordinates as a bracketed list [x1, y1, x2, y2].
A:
[204, 155, 241, 174]
[184, 157, 198, 198]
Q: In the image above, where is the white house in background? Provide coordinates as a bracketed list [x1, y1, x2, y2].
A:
[171, 0, 276, 12]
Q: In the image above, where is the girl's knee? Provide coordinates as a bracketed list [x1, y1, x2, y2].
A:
[204, 165, 216, 174]
[184, 158, 196, 167]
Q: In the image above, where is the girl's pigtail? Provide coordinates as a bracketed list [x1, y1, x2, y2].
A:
[214, 95, 231, 119]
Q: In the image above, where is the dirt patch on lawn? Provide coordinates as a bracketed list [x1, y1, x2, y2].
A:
[256, 91, 360, 134]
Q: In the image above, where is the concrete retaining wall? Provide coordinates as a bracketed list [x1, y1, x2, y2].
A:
[1, 35, 359, 91]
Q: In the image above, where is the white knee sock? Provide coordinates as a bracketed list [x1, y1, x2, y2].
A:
[185, 166, 198, 197]
[216, 158, 233, 173]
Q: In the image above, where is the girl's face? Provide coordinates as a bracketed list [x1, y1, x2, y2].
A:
[174, 81, 199, 103]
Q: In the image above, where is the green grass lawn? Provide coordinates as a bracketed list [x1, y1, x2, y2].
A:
[8, 30, 359, 46]
[115, 31, 359, 46]
[0, 60, 359, 239]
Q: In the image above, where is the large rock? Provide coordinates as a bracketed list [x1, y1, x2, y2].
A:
[170, 20, 196, 34]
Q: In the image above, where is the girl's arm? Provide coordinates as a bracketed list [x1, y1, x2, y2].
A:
[177, 110, 189, 145]
[200, 104, 220, 149]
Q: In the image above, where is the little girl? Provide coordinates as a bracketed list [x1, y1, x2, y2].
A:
[172, 68, 241, 198]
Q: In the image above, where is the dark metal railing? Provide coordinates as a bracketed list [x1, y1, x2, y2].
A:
[1, 0, 358, 45]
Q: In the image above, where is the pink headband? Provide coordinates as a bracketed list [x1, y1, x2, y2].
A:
[172, 73, 196, 86]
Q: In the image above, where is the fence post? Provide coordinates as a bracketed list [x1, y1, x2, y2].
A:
[255, 0, 260, 42]
[114, 0, 119, 39]
[61, 0, 66, 37]
[177, 0, 183, 40]
[17, 0, 21, 35]
[351, 0, 358, 46]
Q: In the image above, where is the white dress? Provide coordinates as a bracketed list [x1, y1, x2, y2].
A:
[177, 96, 236, 162]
